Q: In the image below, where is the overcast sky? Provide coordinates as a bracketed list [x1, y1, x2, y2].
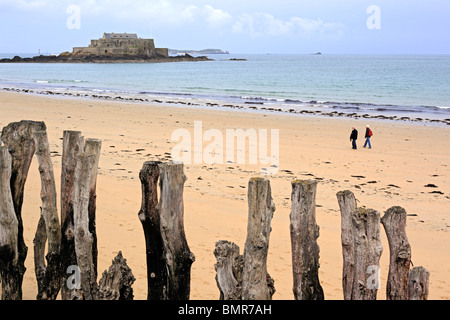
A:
[1, 0, 449, 54]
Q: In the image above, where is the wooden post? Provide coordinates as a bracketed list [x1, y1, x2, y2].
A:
[33, 130, 62, 300]
[290, 180, 324, 300]
[0, 146, 20, 300]
[98, 251, 136, 300]
[336, 190, 357, 300]
[157, 161, 195, 300]
[213, 240, 243, 300]
[408, 266, 430, 300]
[84, 138, 102, 280]
[1, 120, 46, 299]
[138, 161, 168, 300]
[241, 177, 276, 300]
[351, 208, 383, 300]
[381, 206, 411, 300]
[60, 130, 84, 300]
[73, 153, 97, 300]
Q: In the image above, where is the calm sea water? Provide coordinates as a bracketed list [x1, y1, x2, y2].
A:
[0, 53, 449, 120]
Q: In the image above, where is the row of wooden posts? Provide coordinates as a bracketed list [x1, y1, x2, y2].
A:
[0, 121, 429, 300]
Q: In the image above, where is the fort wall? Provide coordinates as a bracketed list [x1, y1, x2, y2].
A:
[72, 33, 168, 58]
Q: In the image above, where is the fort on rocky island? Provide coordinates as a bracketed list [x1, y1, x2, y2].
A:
[72, 32, 169, 58]
[0, 32, 212, 63]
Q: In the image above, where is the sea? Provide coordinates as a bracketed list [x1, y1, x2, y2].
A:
[0, 53, 449, 122]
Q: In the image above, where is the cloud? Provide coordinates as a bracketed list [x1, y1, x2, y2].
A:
[0, 0, 49, 11]
[0, 0, 345, 41]
[203, 5, 233, 29]
[68, 0, 233, 29]
[232, 12, 345, 39]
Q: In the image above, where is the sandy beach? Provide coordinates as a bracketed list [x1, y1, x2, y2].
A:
[0, 90, 449, 300]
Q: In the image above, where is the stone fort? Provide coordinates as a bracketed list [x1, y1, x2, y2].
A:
[72, 32, 168, 57]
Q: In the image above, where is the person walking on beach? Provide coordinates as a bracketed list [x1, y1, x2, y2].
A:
[363, 125, 373, 149]
[350, 127, 358, 149]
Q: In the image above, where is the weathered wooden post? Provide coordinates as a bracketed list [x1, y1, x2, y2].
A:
[408, 266, 430, 300]
[60, 130, 84, 300]
[33, 130, 62, 300]
[73, 152, 97, 300]
[336, 190, 357, 300]
[139, 161, 195, 300]
[97, 251, 136, 300]
[214, 240, 243, 300]
[60, 131, 101, 300]
[0, 146, 20, 300]
[241, 177, 276, 300]
[351, 208, 383, 300]
[290, 180, 324, 300]
[1, 120, 46, 299]
[138, 161, 167, 300]
[84, 138, 102, 279]
[158, 161, 195, 300]
[381, 206, 411, 300]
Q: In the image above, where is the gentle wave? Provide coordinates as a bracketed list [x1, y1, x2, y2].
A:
[35, 79, 88, 84]
[238, 94, 450, 115]
[5, 80, 450, 119]
[2, 85, 450, 125]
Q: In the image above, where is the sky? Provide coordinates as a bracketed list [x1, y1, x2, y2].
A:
[0, 0, 449, 54]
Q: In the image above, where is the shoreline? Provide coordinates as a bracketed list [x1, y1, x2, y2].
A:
[2, 86, 450, 127]
[0, 90, 449, 300]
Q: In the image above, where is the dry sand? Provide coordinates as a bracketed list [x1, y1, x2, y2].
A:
[0, 90, 449, 300]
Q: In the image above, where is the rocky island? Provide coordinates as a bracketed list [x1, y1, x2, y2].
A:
[0, 32, 212, 63]
[0, 53, 211, 63]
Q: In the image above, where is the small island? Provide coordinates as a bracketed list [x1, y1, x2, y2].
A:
[169, 48, 229, 55]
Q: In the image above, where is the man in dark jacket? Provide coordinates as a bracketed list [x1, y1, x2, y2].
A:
[350, 127, 358, 149]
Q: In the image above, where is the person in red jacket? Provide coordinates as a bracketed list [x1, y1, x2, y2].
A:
[363, 125, 373, 149]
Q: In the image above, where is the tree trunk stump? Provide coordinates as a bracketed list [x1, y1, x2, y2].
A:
[290, 180, 324, 300]
[381, 206, 411, 300]
[351, 208, 383, 300]
[73, 153, 97, 300]
[241, 177, 275, 300]
[408, 266, 430, 300]
[84, 138, 102, 281]
[1, 120, 46, 299]
[60, 130, 84, 300]
[214, 240, 243, 300]
[336, 190, 357, 300]
[33, 130, 61, 300]
[139, 161, 194, 300]
[138, 161, 167, 300]
[0, 146, 20, 300]
[98, 251, 135, 300]
[157, 162, 195, 300]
